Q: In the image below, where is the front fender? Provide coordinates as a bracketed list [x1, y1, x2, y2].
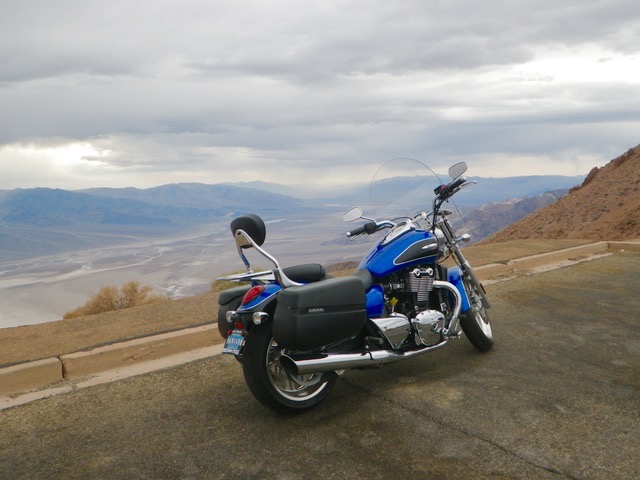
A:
[447, 266, 471, 313]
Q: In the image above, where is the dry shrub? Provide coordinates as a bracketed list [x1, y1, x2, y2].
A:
[63, 281, 167, 319]
[210, 268, 261, 293]
[211, 278, 238, 293]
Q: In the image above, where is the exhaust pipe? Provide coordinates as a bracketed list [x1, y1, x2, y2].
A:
[280, 340, 448, 376]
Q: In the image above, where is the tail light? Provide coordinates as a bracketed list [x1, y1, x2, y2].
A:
[241, 285, 265, 305]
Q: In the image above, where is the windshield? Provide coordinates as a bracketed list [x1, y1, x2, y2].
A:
[348, 158, 464, 233]
[364, 158, 438, 219]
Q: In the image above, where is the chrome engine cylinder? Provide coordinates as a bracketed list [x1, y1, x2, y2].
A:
[371, 313, 411, 349]
[409, 268, 434, 305]
[412, 309, 445, 346]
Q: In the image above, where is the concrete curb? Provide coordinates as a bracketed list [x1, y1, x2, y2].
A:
[475, 262, 512, 279]
[1, 324, 223, 396]
[475, 241, 618, 280]
[0, 358, 63, 396]
[608, 240, 640, 252]
[60, 324, 222, 378]
[2, 240, 639, 398]
[507, 241, 610, 272]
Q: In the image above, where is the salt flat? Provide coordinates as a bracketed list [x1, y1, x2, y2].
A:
[0, 213, 365, 328]
[0, 227, 228, 327]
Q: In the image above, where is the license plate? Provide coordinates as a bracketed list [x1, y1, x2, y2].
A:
[222, 330, 245, 355]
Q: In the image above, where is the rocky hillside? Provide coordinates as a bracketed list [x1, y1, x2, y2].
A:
[460, 190, 567, 242]
[483, 145, 640, 243]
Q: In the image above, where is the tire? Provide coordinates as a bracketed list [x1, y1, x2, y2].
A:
[459, 278, 494, 352]
[242, 323, 338, 413]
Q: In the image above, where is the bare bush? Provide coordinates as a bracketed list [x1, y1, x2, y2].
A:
[63, 281, 167, 319]
[210, 268, 258, 293]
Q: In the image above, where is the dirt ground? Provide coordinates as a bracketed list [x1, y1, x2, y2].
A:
[0, 239, 594, 367]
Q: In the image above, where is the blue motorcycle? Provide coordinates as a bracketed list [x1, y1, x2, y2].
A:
[217, 160, 493, 412]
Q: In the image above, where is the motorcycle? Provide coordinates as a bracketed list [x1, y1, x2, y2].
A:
[216, 160, 493, 413]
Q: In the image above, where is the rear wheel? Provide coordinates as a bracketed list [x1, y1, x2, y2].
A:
[242, 323, 338, 413]
[459, 278, 494, 352]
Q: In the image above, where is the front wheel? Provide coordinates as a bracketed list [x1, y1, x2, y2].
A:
[242, 323, 338, 413]
[459, 278, 494, 352]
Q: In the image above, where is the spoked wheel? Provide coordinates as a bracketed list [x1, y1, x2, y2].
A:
[459, 278, 494, 352]
[242, 323, 338, 413]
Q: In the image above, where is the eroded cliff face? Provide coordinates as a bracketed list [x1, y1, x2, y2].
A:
[482, 144, 640, 243]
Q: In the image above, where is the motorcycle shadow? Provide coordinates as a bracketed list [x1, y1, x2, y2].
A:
[338, 339, 475, 391]
[279, 340, 484, 418]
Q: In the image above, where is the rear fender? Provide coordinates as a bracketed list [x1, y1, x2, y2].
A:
[217, 286, 249, 338]
[237, 283, 282, 313]
[217, 284, 280, 338]
[218, 285, 251, 306]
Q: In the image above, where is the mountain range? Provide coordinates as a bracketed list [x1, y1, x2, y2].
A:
[0, 174, 585, 261]
[0, 184, 305, 261]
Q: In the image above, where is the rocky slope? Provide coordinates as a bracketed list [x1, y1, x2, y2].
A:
[460, 190, 567, 242]
[483, 145, 640, 243]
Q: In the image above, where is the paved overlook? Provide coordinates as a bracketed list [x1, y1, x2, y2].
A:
[1, 252, 639, 480]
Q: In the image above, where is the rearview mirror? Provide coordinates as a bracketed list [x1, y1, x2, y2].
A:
[448, 162, 467, 179]
[343, 207, 364, 222]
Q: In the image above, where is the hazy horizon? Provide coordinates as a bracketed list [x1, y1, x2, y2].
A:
[0, 170, 588, 194]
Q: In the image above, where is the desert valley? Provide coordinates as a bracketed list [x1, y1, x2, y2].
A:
[1, 146, 638, 328]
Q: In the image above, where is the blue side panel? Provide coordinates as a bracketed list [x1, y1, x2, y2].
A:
[447, 267, 471, 313]
[365, 285, 384, 317]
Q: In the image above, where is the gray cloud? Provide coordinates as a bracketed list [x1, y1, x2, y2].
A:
[1, 0, 639, 189]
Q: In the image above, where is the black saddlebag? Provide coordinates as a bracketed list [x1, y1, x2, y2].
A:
[273, 276, 367, 351]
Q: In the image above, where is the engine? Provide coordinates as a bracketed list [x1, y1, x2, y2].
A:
[370, 265, 448, 348]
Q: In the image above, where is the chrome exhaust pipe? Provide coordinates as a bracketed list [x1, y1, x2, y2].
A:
[280, 340, 448, 376]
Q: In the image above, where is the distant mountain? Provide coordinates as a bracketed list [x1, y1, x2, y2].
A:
[452, 175, 583, 207]
[1, 184, 305, 227]
[458, 190, 568, 242]
[224, 174, 584, 207]
[219, 181, 301, 197]
[0, 184, 306, 261]
[1, 188, 175, 226]
[482, 145, 640, 243]
[0, 172, 591, 262]
[82, 183, 302, 211]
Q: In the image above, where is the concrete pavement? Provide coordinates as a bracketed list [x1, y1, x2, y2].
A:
[0, 252, 638, 479]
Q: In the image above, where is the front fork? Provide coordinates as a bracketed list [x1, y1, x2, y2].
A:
[437, 217, 491, 310]
[459, 260, 491, 309]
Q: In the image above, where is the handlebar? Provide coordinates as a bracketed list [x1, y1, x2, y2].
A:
[346, 219, 399, 238]
[434, 176, 467, 200]
[448, 176, 466, 192]
[346, 221, 378, 237]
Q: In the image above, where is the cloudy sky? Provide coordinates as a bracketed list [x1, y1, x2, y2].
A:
[1, 0, 639, 190]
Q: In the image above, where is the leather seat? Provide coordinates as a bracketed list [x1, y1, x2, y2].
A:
[283, 264, 328, 283]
